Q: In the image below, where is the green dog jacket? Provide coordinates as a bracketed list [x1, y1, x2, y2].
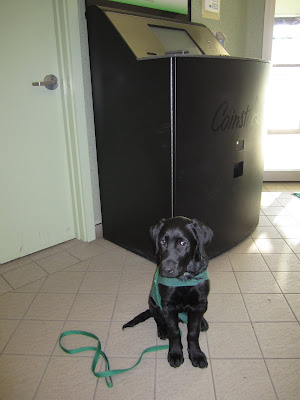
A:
[150, 268, 209, 324]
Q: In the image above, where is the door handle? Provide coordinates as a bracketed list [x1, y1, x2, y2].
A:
[32, 74, 58, 90]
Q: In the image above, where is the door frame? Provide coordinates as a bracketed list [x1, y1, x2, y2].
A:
[262, 0, 275, 62]
[53, 0, 97, 242]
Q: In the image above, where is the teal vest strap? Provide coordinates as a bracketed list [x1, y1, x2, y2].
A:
[150, 269, 209, 324]
[158, 269, 208, 287]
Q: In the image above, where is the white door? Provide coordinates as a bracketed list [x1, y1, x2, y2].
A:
[0, 0, 76, 263]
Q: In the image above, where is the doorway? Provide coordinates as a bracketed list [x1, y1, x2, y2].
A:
[263, 1, 300, 181]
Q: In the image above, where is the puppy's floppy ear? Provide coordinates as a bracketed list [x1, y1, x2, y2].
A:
[150, 219, 165, 255]
[191, 219, 213, 250]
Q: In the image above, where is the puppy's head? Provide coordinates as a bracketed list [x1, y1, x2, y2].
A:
[150, 216, 213, 278]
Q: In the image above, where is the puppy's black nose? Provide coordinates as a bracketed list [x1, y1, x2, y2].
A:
[160, 255, 177, 276]
[160, 259, 177, 276]
[163, 266, 174, 274]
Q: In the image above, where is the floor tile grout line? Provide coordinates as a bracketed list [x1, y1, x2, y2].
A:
[259, 252, 300, 322]
[32, 256, 93, 400]
[0, 272, 51, 357]
[32, 261, 54, 276]
[203, 327, 217, 400]
[0, 238, 97, 284]
[92, 249, 128, 400]
[228, 238, 280, 400]
[154, 355, 157, 400]
[0, 319, 23, 357]
[0, 274, 14, 292]
[0, 252, 106, 296]
[0, 258, 37, 274]
[0, 260, 84, 296]
[207, 320, 298, 324]
[281, 292, 300, 324]
[0, 264, 50, 293]
[30, 240, 88, 264]
[29, 244, 65, 262]
[101, 250, 128, 351]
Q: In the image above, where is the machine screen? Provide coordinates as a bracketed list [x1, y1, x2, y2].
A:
[149, 25, 203, 55]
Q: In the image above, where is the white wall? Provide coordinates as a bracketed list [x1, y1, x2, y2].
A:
[192, 0, 265, 59]
[275, 0, 300, 16]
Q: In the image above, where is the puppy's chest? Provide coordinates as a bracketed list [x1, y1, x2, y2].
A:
[159, 284, 206, 308]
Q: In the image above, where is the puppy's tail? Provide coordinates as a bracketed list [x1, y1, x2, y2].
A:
[122, 310, 152, 329]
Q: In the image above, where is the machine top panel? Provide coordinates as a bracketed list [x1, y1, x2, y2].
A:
[102, 9, 229, 59]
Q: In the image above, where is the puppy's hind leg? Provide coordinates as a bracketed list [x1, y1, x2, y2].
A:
[149, 297, 168, 340]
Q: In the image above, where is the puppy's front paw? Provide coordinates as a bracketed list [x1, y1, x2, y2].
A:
[168, 350, 184, 368]
[189, 350, 208, 368]
[157, 326, 168, 340]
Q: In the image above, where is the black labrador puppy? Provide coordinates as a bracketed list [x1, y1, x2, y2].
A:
[123, 216, 213, 368]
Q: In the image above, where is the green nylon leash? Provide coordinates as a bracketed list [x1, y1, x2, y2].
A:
[59, 329, 169, 388]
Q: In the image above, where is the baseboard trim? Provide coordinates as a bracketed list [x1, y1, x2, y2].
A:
[263, 170, 300, 181]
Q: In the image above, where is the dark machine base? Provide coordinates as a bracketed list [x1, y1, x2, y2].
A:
[86, 6, 269, 260]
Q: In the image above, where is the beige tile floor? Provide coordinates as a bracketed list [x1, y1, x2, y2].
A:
[1, 182, 300, 399]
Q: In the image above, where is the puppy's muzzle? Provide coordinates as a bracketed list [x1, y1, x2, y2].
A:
[160, 259, 178, 277]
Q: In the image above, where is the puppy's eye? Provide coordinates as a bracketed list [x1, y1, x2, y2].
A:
[160, 238, 167, 245]
[180, 241, 186, 246]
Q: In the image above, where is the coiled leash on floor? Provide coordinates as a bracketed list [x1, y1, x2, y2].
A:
[59, 330, 169, 388]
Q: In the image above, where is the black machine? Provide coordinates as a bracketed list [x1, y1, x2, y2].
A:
[86, 5, 270, 260]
